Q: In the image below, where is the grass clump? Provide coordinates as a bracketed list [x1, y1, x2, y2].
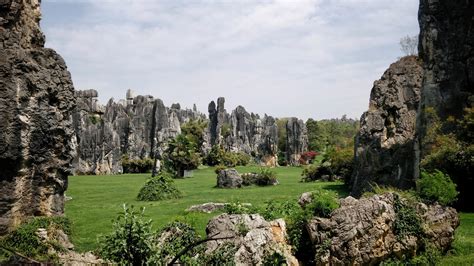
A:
[417, 170, 458, 205]
[0, 216, 71, 263]
[137, 173, 182, 201]
[305, 189, 340, 218]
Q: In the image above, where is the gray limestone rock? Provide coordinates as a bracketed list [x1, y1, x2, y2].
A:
[217, 168, 243, 188]
[0, 0, 75, 235]
[351, 56, 423, 196]
[306, 193, 459, 265]
[286, 118, 308, 165]
[205, 213, 299, 266]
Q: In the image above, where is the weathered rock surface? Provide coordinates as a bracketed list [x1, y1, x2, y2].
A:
[207, 98, 281, 165]
[186, 202, 252, 213]
[216, 168, 243, 188]
[0, 0, 75, 234]
[351, 56, 423, 196]
[206, 213, 298, 266]
[306, 193, 459, 265]
[72, 90, 204, 174]
[286, 118, 308, 165]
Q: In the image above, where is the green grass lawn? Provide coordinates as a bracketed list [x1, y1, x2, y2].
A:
[65, 166, 347, 252]
[65, 166, 474, 264]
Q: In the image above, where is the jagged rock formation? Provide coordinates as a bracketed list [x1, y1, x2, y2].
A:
[0, 0, 75, 234]
[216, 168, 243, 188]
[307, 193, 459, 265]
[207, 98, 282, 165]
[351, 57, 423, 196]
[286, 118, 308, 165]
[73, 90, 204, 174]
[417, 0, 474, 146]
[206, 213, 298, 265]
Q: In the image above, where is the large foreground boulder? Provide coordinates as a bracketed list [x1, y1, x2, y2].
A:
[0, 0, 75, 234]
[306, 193, 459, 265]
[206, 213, 298, 266]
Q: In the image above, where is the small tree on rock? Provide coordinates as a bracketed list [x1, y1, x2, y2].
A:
[400, 35, 418, 56]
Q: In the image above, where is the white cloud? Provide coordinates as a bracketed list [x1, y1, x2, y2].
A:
[42, 0, 419, 120]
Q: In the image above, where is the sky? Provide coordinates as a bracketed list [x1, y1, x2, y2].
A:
[41, 0, 419, 120]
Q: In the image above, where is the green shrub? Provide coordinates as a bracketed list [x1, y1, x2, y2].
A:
[235, 152, 251, 166]
[393, 195, 424, 240]
[198, 242, 237, 265]
[0, 217, 71, 263]
[417, 170, 458, 205]
[301, 162, 332, 182]
[121, 155, 154, 173]
[152, 221, 203, 265]
[304, 189, 340, 218]
[204, 146, 251, 167]
[204, 145, 226, 166]
[223, 201, 255, 215]
[98, 205, 154, 265]
[255, 168, 278, 186]
[262, 251, 286, 266]
[260, 200, 300, 221]
[137, 174, 182, 201]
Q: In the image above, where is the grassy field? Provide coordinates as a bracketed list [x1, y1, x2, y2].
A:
[65, 166, 474, 264]
[66, 166, 347, 252]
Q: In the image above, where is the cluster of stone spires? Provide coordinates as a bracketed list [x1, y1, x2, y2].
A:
[72, 90, 308, 174]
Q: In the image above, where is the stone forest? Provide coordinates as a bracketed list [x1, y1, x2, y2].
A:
[0, 0, 473, 265]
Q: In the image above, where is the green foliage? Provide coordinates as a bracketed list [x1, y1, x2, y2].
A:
[89, 115, 101, 125]
[164, 134, 201, 178]
[260, 200, 301, 221]
[262, 251, 286, 266]
[380, 242, 441, 265]
[137, 173, 183, 201]
[152, 221, 203, 265]
[304, 189, 340, 218]
[223, 201, 256, 215]
[241, 168, 278, 187]
[301, 147, 354, 183]
[0, 217, 71, 263]
[204, 145, 251, 167]
[198, 242, 237, 266]
[363, 185, 419, 204]
[221, 123, 232, 138]
[98, 205, 154, 265]
[236, 222, 249, 236]
[306, 116, 358, 152]
[121, 155, 154, 173]
[393, 195, 424, 240]
[181, 119, 208, 150]
[277, 151, 288, 166]
[417, 170, 458, 205]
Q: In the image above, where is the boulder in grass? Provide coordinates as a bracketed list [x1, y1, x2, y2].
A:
[217, 169, 243, 188]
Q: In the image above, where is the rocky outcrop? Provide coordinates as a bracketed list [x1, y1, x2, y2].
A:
[206, 214, 298, 266]
[351, 57, 423, 196]
[216, 168, 243, 188]
[0, 0, 75, 234]
[286, 118, 308, 165]
[207, 98, 280, 165]
[417, 0, 474, 147]
[306, 193, 459, 265]
[72, 90, 203, 174]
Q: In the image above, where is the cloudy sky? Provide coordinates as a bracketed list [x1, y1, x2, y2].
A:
[41, 0, 419, 120]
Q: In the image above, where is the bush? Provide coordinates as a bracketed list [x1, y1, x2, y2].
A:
[122, 155, 154, 173]
[301, 162, 332, 182]
[417, 170, 458, 205]
[198, 242, 237, 265]
[241, 168, 278, 186]
[204, 145, 251, 167]
[223, 201, 255, 215]
[260, 200, 301, 221]
[393, 195, 424, 240]
[152, 221, 203, 265]
[137, 174, 182, 201]
[304, 189, 340, 218]
[0, 217, 71, 263]
[98, 205, 154, 265]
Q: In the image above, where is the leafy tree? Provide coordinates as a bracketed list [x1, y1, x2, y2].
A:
[417, 170, 458, 205]
[164, 134, 201, 178]
[137, 174, 182, 201]
[181, 119, 208, 151]
[305, 117, 358, 152]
